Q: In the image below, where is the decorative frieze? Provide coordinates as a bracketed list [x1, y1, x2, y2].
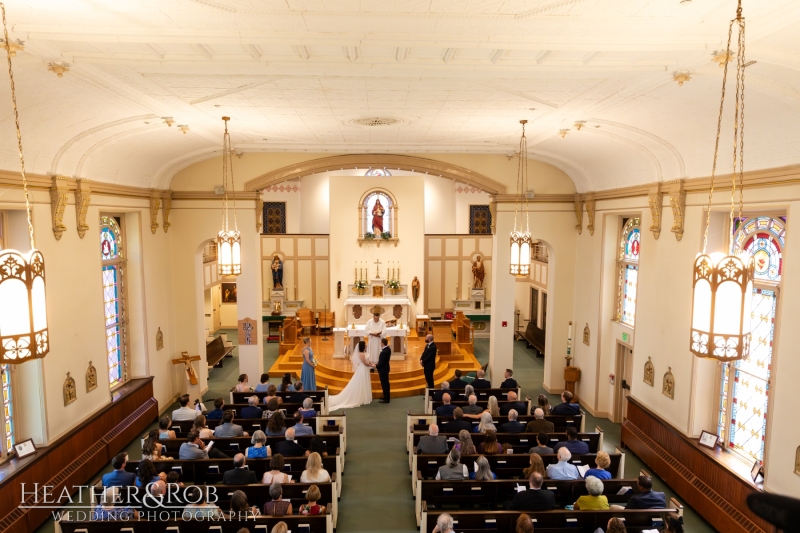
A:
[648, 184, 663, 240]
[669, 179, 686, 241]
[49, 175, 69, 240]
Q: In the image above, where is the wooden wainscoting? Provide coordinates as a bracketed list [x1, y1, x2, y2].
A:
[0, 377, 158, 533]
[621, 396, 767, 533]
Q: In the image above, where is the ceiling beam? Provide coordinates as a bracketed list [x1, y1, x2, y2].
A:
[245, 44, 261, 61]
[195, 43, 213, 60]
[395, 46, 407, 62]
[344, 46, 359, 62]
[537, 50, 553, 65]
[490, 49, 505, 64]
[146, 43, 165, 59]
[189, 78, 278, 105]
[582, 51, 600, 65]
[293, 45, 310, 60]
[443, 48, 457, 63]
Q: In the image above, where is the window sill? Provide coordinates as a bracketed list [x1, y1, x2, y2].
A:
[358, 237, 398, 247]
[612, 320, 635, 330]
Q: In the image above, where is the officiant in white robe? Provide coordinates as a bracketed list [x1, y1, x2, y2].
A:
[365, 309, 387, 363]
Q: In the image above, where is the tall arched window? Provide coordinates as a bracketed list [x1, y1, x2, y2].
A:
[616, 217, 641, 326]
[100, 216, 128, 388]
[718, 216, 785, 464]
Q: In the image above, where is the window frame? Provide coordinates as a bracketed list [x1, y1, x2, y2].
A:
[0, 363, 15, 460]
[615, 217, 641, 327]
[100, 214, 129, 390]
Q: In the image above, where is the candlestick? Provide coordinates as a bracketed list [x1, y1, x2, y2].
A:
[566, 321, 573, 365]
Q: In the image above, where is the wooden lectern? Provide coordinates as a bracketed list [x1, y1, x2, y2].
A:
[564, 366, 581, 397]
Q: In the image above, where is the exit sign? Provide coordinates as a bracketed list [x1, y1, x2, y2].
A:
[622, 332, 630, 343]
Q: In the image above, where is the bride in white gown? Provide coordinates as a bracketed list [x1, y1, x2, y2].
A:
[328, 340, 375, 411]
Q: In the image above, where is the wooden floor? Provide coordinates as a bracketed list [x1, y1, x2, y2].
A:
[301, 335, 427, 373]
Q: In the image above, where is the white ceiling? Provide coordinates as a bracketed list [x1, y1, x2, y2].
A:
[0, 0, 799, 192]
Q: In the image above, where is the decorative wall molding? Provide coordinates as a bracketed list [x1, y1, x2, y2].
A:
[256, 196, 264, 232]
[669, 179, 686, 241]
[161, 190, 172, 233]
[149, 193, 161, 234]
[574, 194, 584, 234]
[648, 183, 663, 240]
[74, 179, 91, 239]
[585, 194, 596, 235]
[49, 175, 69, 240]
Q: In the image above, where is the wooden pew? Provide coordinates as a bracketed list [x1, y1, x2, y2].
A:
[429, 399, 532, 416]
[519, 320, 546, 355]
[220, 401, 323, 414]
[157, 434, 341, 456]
[410, 431, 603, 455]
[169, 417, 317, 436]
[426, 387, 521, 403]
[206, 336, 235, 368]
[58, 515, 332, 533]
[230, 390, 327, 404]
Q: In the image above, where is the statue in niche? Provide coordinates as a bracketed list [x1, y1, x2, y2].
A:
[472, 255, 486, 289]
[411, 276, 420, 302]
[644, 357, 655, 387]
[583, 324, 590, 346]
[64, 372, 77, 405]
[156, 327, 164, 351]
[86, 362, 97, 392]
[372, 198, 386, 234]
[662, 367, 675, 399]
[271, 255, 284, 289]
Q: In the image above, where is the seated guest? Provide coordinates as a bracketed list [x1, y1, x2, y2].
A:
[546, 448, 581, 480]
[435, 393, 457, 417]
[299, 397, 317, 418]
[466, 396, 500, 420]
[287, 382, 310, 405]
[263, 398, 281, 419]
[515, 514, 534, 533]
[500, 369, 518, 389]
[525, 408, 555, 434]
[522, 453, 547, 480]
[93, 486, 138, 520]
[215, 410, 249, 437]
[274, 427, 304, 457]
[241, 396, 264, 419]
[183, 486, 222, 518]
[607, 517, 628, 533]
[192, 414, 214, 439]
[262, 453, 293, 484]
[477, 430, 503, 455]
[263, 384, 282, 406]
[461, 384, 475, 401]
[433, 513, 455, 533]
[461, 395, 484, 416]
[300, 451, 331, 483]
[299, 484, 326, 515]
[584, 451, 612, 480]
[436, 448, 468, 480]
[416, 424, 448, 454]
[471, 369, 491, 389]
[293, 411, 314, 436]
[574, 476, 609, 510]
[625, 475, 667, 509]
[102, 452, 136, 487]
[537, 393, 552, 414]
[142, 429, 171, 460]
[229, 489, 260, 518]
[501, 409, 526, 433]
[165, 471, 184, 506]
[172, 393, 203, 421]
[449, 369, 468, 389]
[454, 430, 476, 455]
[254, 373, 271, 393]
[158, 416, 177, 439]
[279, 373, 296, 392]
[445, 407, 473, 433]
[235, 373, 254, 393]
[663, 513, 684, 533]
[135, 459, 165, 487]
[551, 391, 581, 416]
[245, 430, 271, 459]
[305, 435, 329, 457]
[179, 430, 229, 459]
[553, 427, 589, 455]
[272, 522, 289, 533]
[470, 455, 497, 480]
[474, 411, 496, 433]
[528, 431, 554, 456]
[499, 391, 526, 416]
[510, 472, 555, 511]
[142, 480, 167, 514]
[432, 381, 450, 402]
[207, 398, 225, 420]
[222, 453, 258, 484]
[266, 410, 287, 437]
[263, 482, 292, 516]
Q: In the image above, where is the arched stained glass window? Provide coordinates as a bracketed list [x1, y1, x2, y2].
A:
[616, 218, 640, 327]
[365, 168, 391, 176]
[718, 215, 785, 464]
[100, 216, 128, 388]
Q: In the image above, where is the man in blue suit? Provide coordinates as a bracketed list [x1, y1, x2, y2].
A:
[102, 453, 136, 487]
[626, 476, 667, 509]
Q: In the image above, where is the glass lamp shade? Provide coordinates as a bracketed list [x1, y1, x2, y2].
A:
[217, 230, 242, 276]
[510, 230, 532, 277]
[0, 249, 49, 363]
[690, 252, 754, 361]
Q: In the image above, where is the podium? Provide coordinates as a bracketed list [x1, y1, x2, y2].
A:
[432, 320, 452, 355]
[564, 366, 581, 397]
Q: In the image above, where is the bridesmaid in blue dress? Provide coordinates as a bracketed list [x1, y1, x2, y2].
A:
[301, 337, 317, 391]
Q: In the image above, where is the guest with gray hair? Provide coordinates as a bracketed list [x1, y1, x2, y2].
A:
[574, 476, 609, 509]
[222, 453, 258, 484]
[472, 368, 491, 389]
[436, 447, 468, 480]
[462, 394, 483, 415]
[525, 407, 554, 433]
[463, 384, 475, 400]
[274, 427, 304, 457]
[262, 482, 292, 516]
[433, 380, 450, 401]
[299, 397, 317, 418]
[546, 448, 580, 480]
[475, 411, 496, 434]
[501, 409, 526, 433]
[416, 423, 448, 454]
[241, 395, 264, 419]
[245, 430, 271, 459]
[433, 512, 455, 533]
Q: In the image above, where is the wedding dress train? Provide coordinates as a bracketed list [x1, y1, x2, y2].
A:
[327, 346, 374, 411]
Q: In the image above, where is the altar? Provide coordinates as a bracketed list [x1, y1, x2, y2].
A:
[343, 324, 408, 360]
[343, 276, 412, 328]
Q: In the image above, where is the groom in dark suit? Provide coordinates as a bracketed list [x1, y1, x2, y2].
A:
[376, 338, 392, 403]
[420, 334, 437, 389]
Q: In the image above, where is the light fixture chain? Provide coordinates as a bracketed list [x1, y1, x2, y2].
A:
[0, 3, 34, 250]
[228, 127, 238, 231]
[737, 18, 746, 225]
[221, 120, 230, 232]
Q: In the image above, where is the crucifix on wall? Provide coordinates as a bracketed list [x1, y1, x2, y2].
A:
[173, 352, 201, 385]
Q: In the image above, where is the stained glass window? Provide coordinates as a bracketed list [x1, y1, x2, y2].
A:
[469, 205, 492, 234]
[1, 364, 13, 456]
[263, 202, 286, 234]
[719, 216, 784, 464]
[100, 216, 127, 388]
[617, 218, 640, 326]
[365, 168, 391, 176]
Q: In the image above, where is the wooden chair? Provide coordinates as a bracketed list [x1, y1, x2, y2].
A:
[297, 308, 317, 335]
[318, 311, 335, 335]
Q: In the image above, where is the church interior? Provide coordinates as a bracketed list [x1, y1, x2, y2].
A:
[0, 1, 799, 532]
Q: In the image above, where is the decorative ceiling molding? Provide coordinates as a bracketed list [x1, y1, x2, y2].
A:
[591, 119, 686, 178]
[74, 124, 162, 178]
[243, 154, 508, 195]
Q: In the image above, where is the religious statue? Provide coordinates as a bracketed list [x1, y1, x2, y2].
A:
[411, 276, 420, 302]
[472, 255, 485, 289]
[662, 367, 675, 399]
[643, 356, 655, 386]
[372, 198, 385, 234]
[271, 255, 284, 289]
[156, 327, 164, 351]
[583, 324, 590, 346]
[64, 372, 77, 405]
[86, 361, 97, 392]
[172, 352, 201, 386]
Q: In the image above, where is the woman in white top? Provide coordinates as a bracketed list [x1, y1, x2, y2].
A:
[262, 453, 293, 484]
[235, 374, 253, 393]
[300, 452, 331, 483]
[192, 415, 214, 439]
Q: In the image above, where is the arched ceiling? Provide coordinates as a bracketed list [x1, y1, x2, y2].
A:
[1, 0, 799, 193]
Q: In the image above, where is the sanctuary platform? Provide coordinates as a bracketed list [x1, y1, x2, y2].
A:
[268, 334, 481, 398]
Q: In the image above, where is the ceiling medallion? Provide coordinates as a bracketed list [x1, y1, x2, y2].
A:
[558, 129, 569, 138]
[672, 71, 691, 86]
[349, 117, 402, 127]
[711, 49, 732, 68]
[47, 62, 69, 77]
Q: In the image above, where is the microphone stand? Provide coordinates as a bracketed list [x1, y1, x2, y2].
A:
[319, 297, 329, 341]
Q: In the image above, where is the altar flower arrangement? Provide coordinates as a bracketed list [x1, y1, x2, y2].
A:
[354, 279, 368, 290]
[387, 278, 400, 290]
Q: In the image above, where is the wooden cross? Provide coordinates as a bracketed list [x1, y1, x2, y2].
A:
[374, 258, 382, 278]
[172, 351, 201, 385]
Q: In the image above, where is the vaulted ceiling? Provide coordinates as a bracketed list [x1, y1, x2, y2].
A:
[1, 0, 799, 192]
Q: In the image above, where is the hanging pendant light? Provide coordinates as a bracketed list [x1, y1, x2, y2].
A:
[690, 0, 753, 362]
[217, 117, 242, 277]
[510, 120, 532, 277]
[0, 3, 49, 363]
